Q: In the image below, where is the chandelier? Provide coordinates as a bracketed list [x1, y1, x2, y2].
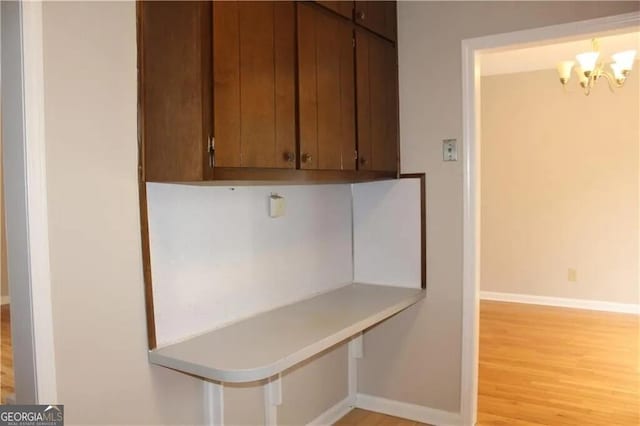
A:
[556, 38, 636, 95]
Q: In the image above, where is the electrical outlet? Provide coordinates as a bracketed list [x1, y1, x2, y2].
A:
[443, 139, 457, 161]
[568, 268, 577, 282]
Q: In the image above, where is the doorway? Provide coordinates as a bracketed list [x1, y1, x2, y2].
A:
[460, 11, 640, 426]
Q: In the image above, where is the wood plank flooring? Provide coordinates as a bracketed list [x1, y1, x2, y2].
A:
[335, 408, 428, 425]
[1, 304, 13, 403]
[477, 301, 639, 426]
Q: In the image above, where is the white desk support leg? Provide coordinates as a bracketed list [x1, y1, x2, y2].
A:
[348, 333, 363, 405]
[204, 380, 224, 426]
[263, 374, 282, 425]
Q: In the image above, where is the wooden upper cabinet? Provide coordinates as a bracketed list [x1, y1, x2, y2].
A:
[354, 1, 397, 41]
[139, 1, 212, 182]
[315, 1, 353, 19]
[297, 4, 356, 171]
[139, 1, 399, 182]
[356, 29, 399, 173]
[213, 1, 296, 169]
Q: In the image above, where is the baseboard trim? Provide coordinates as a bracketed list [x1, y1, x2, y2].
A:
[355, 393, 461, 426]
[306, 396, 353, 426]
[1, 296, 10, 305]
[480, 291, 640, 314]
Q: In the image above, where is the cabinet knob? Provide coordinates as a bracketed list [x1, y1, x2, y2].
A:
[360, 157, 368, 166]
[283, 151, 295, 163]
[357, 10, 366, 20]
[301, 153, 313, 163]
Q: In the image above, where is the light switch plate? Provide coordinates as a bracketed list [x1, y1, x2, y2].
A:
[443, 139, 458, 161]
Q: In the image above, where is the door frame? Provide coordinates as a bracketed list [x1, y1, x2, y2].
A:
[1, 0, 58, 403]
[460, 11, 640, 426]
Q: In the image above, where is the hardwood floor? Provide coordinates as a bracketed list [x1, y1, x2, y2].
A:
[478, 301, 640, 426]
[1, 304, 13, 403]
[335, 408, 428, 425]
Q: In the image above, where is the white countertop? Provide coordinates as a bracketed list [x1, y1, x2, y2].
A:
[148, 282, 425, 383]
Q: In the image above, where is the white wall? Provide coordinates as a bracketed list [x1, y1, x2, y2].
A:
[481, 68, 639, 305]
[357, 0, 640, 416]
[147, 183, 353, 346]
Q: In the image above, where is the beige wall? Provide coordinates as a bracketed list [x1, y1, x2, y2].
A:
[358, 0, 640, 415]
[42, 2, 346, 424]
[481, 67, 639, 304]
[39, 0, 640, 424]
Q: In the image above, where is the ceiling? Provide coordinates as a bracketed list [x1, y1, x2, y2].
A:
[480, 31, 640, 76]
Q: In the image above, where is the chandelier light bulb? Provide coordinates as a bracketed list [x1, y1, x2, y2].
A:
[576, 51, 600, 76]
[556, 60, 574, 84]
[574, 66, 589, 87]
[611, 50, 637, 72]
[610, 62, 626, 84]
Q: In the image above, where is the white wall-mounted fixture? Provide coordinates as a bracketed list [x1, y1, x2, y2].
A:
[269, 193, 285, 218]
[556, 38, 636, 95]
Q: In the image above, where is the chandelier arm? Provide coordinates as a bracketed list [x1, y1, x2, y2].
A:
[598, 71, 624, 91]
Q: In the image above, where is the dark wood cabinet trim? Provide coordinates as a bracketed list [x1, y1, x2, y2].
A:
[136, 1, 157, 350]
[393, 30, 401, 174]
[400, 173, 426, 290]
[294, 2, 302, 170]
[203, 2, 214, 180]
[138, 182, 157, 350]
[141, 169, 403, 186]
[160, 167, 397, 184]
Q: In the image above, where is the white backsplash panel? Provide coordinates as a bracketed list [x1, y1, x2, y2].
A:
[147, 183, 353, 346]
[352, 179, 422, 289]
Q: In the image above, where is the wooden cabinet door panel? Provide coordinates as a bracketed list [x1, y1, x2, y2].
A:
[356, 30, 398, 172]
[214, 1, 296, 169]
[355, 1, 396, 41]
[139, 1, 211, 182]
[315, 1, 353, 19]
[298, 4, 356, 171]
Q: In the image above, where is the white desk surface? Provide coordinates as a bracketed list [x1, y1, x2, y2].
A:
[148, 283, 425, 383]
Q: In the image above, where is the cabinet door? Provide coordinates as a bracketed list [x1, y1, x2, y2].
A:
[298, 4, 356, 171]
[214, 1, 296, 169]
[315, 1, 353, 19]
[354, 1, 396, 41]
[139, 1, 212, 182]
[356, 30, 399, 173]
